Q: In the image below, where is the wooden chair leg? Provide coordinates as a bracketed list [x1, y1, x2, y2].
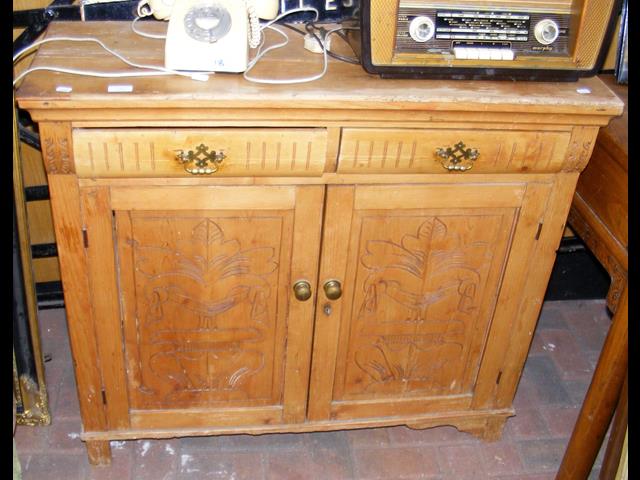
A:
[555, 285, 628, 480]
[600, 372, 628, 480]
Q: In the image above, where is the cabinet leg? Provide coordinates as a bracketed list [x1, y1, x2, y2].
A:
[461, 417, 507, 442]
[86, 440, 112, 466]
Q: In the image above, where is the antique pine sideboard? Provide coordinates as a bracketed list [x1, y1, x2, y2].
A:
[16, 22, 623, 465]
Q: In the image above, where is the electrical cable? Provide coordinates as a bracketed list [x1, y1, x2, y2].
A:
[13, 6, 358, 87]
[304, 22, 359, 65]
[12, 36, 215, 86]
[279, 21, 358, 65]
[243, 24, 357, 85]
[279, 23, 306, 36]
[131, 16, 167, 40]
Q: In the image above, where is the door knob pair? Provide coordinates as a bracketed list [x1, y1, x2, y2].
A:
[293, 280, 342, 301]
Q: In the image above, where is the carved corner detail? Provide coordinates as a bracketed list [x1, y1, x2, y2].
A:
[40, 123, 75, 174]
[563, 127, 598, 172]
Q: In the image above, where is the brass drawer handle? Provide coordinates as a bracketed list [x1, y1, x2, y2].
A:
[293, 280, 312, 302]
[435, 141, 479, 172]
[323, 280, 342, 300]
[175, 143, 226, 175]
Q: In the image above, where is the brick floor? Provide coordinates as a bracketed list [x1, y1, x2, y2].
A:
[14, 300, 613, 479]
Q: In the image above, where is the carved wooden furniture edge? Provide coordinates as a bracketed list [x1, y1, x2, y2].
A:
[568, 198, 627, 313]
[38, 122, 75, 174]
[79, 407, 515, 440]
[22, 107, 621, 127]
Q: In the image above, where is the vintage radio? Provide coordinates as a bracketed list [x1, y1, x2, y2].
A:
[351, 0, 621, 80]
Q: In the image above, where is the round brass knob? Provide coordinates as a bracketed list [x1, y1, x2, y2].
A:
[323, 280, 342, 300]
[293, 280, 312, 302]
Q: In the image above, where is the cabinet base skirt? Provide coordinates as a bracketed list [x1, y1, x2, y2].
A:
[81, 408, 514, 443]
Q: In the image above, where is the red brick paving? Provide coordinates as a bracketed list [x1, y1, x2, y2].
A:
[14, 300, 613, 479]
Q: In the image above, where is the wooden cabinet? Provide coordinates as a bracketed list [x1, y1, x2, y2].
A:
[15, 22, 623, 466]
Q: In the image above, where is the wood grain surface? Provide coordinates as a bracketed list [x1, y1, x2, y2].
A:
[15, 22, 623, 120]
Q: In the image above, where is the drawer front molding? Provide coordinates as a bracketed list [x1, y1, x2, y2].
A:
[338, 128, 571, 174]
[72, 128, 328, 177]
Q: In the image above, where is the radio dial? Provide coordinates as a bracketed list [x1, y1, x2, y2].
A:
[534, 19, 560, 45]
[409, 16, 435, 42]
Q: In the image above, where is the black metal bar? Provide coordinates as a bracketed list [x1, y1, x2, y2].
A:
[13, 5, 81, 28]
[35, 281, 65, 307]
[13, 203, 38, 382]
[31, 243, 58, 259]
[18, 124, 40, 151]
[557, 237, 587, 254]
[25, 185, 50, 202]
[13, 25, 49, 55]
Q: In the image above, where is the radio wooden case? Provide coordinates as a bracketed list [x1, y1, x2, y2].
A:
[353, 0, 621, 80]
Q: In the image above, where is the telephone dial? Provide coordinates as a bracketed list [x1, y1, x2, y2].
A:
[139, 0, 279, 72]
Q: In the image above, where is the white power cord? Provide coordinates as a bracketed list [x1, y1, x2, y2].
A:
[13, 6, 354, 87]
[12, 36, 215, 86]
[244, 24, 356, 85]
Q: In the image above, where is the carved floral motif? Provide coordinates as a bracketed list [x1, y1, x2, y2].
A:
[41, 125, 73, 174]
[130, 218, 279, 402]
[345, 215, 500, 397]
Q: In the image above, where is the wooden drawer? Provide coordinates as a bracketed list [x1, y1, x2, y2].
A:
[338, 128, 571, 174]
[72, 128, 328, 177]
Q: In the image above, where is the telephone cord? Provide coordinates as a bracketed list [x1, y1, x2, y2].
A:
[246, 1, 261, 49]
[131, 16, 167, 40]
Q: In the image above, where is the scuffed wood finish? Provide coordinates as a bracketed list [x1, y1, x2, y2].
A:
[309, 183, 523, 421]
[281, 185, 325, 423]
[81, 407, 515, 440]
[86, 440, 111, 466]
[339, 128, 571, 173]
[563, 126, 599, 172]
[38, 122, 75, 174]
[80, 187, 129, 430]
[72, 128, 328, 177]
[472, 181, 554, 410]
[110, 185, 321, 431]
[307, 186, 355, 421]
[14, 21, 623, 465]
[109, 185, 295, 211]
[16, 23, 622, 122]
[47, 175, 107, 433]
[494, 174, 581, 410]
[130, 407, 284, 430]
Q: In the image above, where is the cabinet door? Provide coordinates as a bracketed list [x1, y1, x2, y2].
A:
[80, 185, 323, 430]
[308, 183, 551, 421]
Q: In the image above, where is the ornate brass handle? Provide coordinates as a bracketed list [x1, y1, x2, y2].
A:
[323, 280, 342, 300]
[175, 143, 226, 175]
[293, 280, 312, 302]
[435, 141, 479, 172]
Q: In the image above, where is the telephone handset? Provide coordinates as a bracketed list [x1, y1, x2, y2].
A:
[139, 0, 279, 72]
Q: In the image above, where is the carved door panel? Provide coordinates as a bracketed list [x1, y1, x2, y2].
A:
[80, 185, 323, 430]
[308, 183, 543, 421]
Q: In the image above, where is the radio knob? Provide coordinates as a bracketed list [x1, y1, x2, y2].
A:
[534, 19, 560, 45]
[409, 16, 435, 42]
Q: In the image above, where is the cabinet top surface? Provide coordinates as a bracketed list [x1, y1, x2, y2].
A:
[15, 21, 623, 119]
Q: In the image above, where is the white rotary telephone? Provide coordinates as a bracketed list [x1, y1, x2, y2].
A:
[138, 0, 279, 72]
